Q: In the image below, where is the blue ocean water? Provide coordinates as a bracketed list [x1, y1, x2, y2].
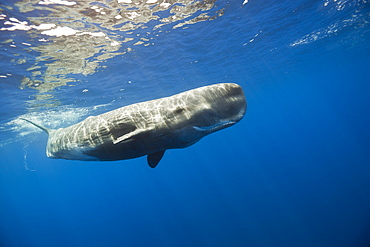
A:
[1, 0, 370, 246]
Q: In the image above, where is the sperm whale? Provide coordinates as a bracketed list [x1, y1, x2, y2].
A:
[22, 83, 247, 168]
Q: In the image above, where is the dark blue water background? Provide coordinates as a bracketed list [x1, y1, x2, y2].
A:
[1, 0, 370, 246]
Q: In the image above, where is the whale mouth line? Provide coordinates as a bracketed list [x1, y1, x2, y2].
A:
[193, 121, 235, 132]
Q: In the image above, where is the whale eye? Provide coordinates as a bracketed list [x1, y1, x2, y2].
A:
[175, 107, 184, 114]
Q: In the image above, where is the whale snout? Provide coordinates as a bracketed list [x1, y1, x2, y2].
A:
[179, 83, 246, 140]
[211, 83, 247, 124]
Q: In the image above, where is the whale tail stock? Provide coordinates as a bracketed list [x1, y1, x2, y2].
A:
[20, 118, 51, 134]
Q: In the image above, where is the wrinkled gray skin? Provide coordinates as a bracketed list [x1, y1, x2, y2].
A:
[22, 83, 247, 168]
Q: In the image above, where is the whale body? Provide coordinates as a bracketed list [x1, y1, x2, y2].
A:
[22, 83, 247, 168]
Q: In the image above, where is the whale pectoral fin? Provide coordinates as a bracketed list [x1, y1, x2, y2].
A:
[113, 128, 145, 144]
[147, 150, 166, 168]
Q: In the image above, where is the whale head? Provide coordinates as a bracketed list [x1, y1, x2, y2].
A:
[160, 83, 247, 147]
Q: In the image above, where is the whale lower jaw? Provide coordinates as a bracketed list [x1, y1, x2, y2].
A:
[193, 121, 236, 132]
